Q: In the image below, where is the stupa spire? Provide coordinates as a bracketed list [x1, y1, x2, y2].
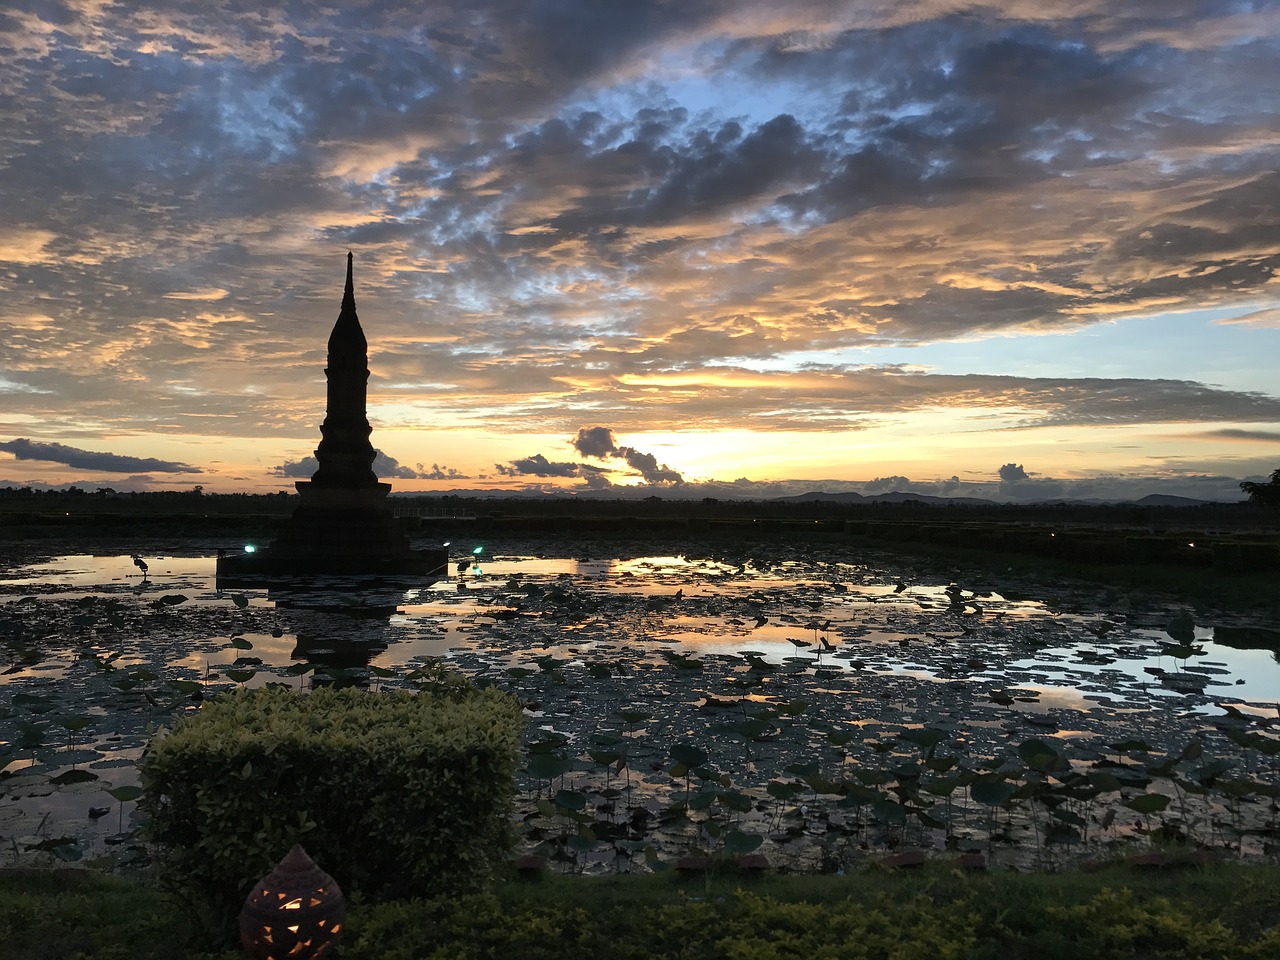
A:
[312, 252, 376, 484]
[328, 250, 366, 355]
[343, 250, 355, 312]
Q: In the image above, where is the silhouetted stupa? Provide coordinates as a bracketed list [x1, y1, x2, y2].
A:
[217, 254, 447, 581]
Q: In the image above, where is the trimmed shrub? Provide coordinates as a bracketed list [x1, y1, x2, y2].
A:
[139, 681, 523, 921]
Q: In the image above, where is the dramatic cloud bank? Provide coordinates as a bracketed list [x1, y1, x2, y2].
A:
[0, 2, 1277, 494]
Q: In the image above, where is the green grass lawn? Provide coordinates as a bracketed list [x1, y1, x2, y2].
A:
[6, 861, 1280, 959]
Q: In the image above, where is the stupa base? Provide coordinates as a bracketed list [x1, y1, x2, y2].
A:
[215, 476, 449, 586]
[215, 545, 449, 586]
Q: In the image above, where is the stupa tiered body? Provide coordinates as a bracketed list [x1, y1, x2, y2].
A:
[217, 254, 447, 582]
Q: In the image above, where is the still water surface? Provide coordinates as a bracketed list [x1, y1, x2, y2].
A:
[2, 547, 1278, 867]
[4, 551, 1277, 705]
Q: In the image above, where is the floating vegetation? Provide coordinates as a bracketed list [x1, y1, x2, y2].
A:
[0, 541, 1278, 872]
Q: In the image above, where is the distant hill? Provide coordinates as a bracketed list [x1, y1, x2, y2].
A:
[774, 490, 1000, 507]
[1131, 494, 1218, 507]
[867, 491, 1000, 506]
[770, 491, 865, 503]
[1026, 494, 1220, 507]
[776, 490, 1235, 508]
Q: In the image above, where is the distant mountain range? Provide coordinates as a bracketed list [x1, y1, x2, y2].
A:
[771, 490, 976, 505]
[1098, 494, 1216, 507]
[388, 488, 1232, 507]
[770, 491, 1220, 507]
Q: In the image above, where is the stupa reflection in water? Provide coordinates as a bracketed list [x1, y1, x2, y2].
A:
[269, 582, 402, 682]
[218, 254, 447, 583]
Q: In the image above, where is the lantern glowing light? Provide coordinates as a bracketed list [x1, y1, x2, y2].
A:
[240, 845, 345, 960]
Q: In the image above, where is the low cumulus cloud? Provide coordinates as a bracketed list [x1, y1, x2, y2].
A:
[997, 462, 1064, 499]
[494, 454, 582, 478]
[998, 463, 1030, 483]
[491, 455, 613, 488]
[418, 463, 469, 480]
[580, 464, 613, 490]
[271, 449, 448, 480]
[939, 475, 962, 495]
[494, 426, 683, 487]
[374, 451, 432, 480]
[0, 438, 200, 474]
[571, 426, 618, 460]
[863, 475, 913, 494]
[860, 474, 968, 496]
[571, 426, 684, 484]
[272, 457, 317, 479]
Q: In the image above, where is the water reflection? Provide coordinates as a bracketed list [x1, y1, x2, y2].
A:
[214, 566, 456, 681]
[1, 552, 1278, 706]
[269, 582, 401, 676]
[5, 548, 1280, 871]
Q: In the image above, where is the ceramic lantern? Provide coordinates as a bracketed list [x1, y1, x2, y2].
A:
[240, 845, 345, 960]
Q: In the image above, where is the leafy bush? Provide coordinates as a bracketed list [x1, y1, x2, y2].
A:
[0, 868, 194, 960]
[1044, 888, 1242, 959]
[139, 682, 523, 922]
[339, 889, 978, 960]
[8, 867, 1280, 960]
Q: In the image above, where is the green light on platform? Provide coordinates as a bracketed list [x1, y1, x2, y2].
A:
[244, 544, 257, 553]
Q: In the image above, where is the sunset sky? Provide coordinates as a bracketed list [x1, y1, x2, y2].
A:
[2, 1, 1279, 501]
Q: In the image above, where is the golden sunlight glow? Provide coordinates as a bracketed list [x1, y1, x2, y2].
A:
[162, 288, 229, 301]
[0, 228, 57, 264]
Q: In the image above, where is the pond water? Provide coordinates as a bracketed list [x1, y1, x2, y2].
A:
[4, 551, 1277, 699]
[2, 542, 1278, 872]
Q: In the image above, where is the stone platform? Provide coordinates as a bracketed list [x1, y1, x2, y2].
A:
[216, 480, 448, 583]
